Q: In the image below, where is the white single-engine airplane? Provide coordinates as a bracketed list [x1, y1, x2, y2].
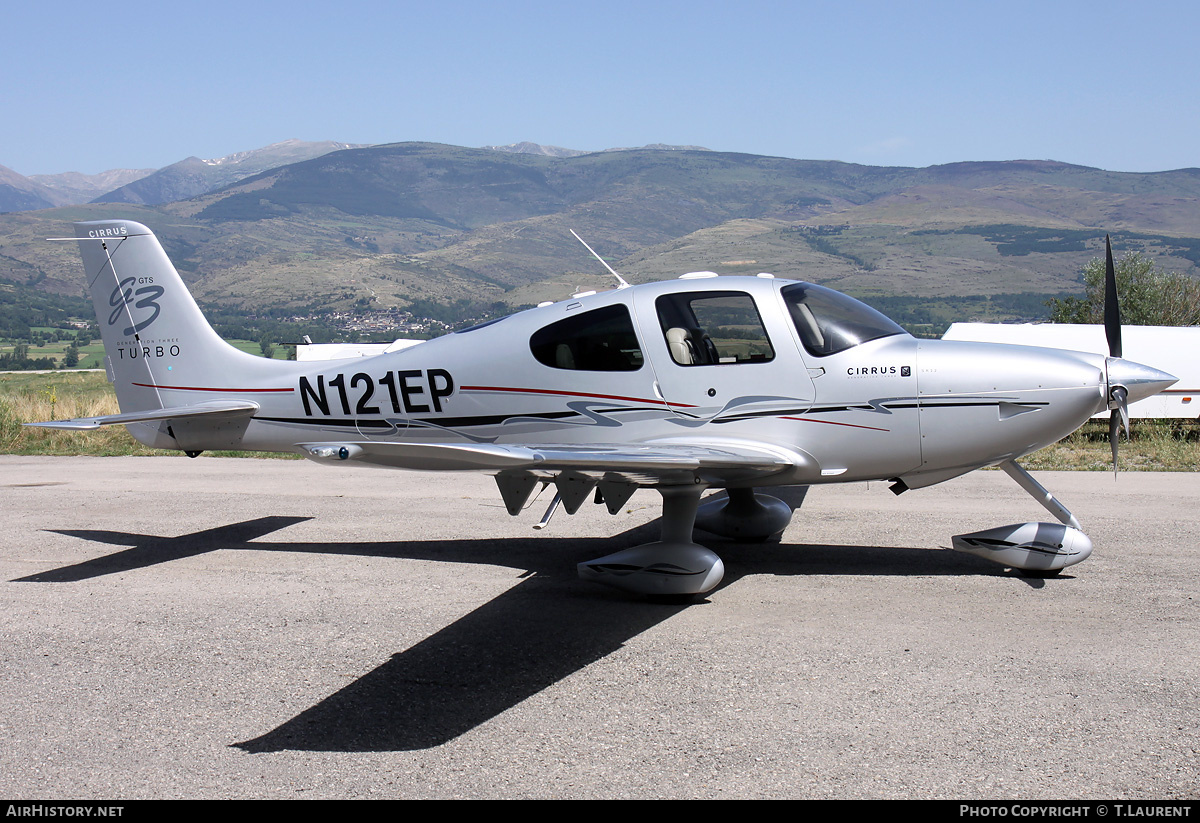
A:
[33, 220, 1177, 596]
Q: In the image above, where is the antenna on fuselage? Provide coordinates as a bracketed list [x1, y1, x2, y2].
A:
[570, 229, 630, 289]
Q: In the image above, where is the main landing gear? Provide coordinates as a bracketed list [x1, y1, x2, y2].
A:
[578, 485, 795, 596]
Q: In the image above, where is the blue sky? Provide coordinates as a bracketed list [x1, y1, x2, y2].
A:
[4, 0, 1198, 175]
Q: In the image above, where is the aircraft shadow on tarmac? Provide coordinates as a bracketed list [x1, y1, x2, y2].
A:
[15, 502, 1050, 753]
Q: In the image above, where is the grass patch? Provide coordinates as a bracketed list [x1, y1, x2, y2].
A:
[1018, 420, 1200, 472]
[0, 371, 298, 458]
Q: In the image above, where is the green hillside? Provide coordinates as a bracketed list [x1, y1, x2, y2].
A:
[3, 144, 1199, 323]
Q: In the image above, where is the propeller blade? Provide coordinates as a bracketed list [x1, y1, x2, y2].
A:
[1104, 234, 1122, 358]
[1108, 385, 1129, 478]
[1109, 410, 1120, 478]
[1103, 235, 1127, 478]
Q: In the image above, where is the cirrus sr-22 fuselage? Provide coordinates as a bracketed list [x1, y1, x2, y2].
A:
[33, 220, 1176, 596]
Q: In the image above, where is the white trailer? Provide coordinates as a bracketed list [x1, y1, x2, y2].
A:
[943, 323, 1197, 419]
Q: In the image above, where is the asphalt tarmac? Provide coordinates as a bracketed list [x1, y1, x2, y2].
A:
[1, 455, 1197, 799]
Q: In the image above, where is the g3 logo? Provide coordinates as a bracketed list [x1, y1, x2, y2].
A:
[108, 277, 164, 336]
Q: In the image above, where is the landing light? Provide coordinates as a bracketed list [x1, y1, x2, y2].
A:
[306, 445, 359, 460]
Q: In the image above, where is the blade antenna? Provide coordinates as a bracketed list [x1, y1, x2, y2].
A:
[570, 230, 630, 289]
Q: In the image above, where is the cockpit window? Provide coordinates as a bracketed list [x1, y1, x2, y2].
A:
[781, 282, 905, 357]
[530, 304, 643, 371]
[655, 291, 775, 366]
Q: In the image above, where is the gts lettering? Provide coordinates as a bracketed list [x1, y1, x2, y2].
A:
[299, 369, 454, 416]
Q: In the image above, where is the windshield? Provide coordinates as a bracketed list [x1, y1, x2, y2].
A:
[781, 283, 906, 357]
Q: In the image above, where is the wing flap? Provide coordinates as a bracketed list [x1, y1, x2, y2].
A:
[26, 400, 260, 431]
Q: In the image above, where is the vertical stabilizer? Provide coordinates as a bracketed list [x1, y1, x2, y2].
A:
[73, 220, 278, 416]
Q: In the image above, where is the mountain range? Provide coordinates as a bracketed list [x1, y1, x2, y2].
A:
[3, 140, 1199, 323]
[2, 139, 365, 211]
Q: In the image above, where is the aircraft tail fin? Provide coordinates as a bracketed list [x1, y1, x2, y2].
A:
[69, 220, 291, 446]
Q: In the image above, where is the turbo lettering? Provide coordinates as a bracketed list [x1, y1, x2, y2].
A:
[299, 369, 455, 416]
[115, 344, 180, 360]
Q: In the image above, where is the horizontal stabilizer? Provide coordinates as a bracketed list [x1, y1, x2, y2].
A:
[26, 400, 259, 431]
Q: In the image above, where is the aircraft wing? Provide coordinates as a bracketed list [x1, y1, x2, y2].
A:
[298, 440, 798, 479]
[299, 439, 807, 518]
[26, 400, 260, 431]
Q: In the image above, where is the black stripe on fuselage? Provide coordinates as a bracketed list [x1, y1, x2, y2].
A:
[257, 399, 1049, 431]
[255, 411, 579, 429]
[254, 406, 664, 430]
[713, 399, 1048, 423]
